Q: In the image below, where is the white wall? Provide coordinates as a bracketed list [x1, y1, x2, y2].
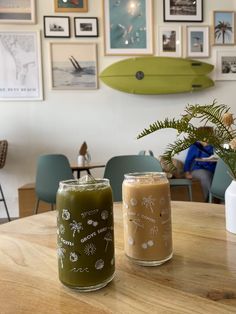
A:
[1, 0, 236, 217]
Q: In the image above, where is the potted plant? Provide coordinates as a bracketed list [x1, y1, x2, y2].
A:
[137, 99, 236, 233]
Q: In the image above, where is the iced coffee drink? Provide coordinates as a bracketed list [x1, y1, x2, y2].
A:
[122, 172, 172, 266]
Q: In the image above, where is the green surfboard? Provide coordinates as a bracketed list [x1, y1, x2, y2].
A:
[99, 57, 214, 95]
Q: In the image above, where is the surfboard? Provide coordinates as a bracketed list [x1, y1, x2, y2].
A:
[99, 57, 214, 94]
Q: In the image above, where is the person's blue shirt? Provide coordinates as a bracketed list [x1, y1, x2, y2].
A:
[184, 142, 216, 174]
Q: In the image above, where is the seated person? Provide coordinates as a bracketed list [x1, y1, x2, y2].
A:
[184, 128, 216, 201]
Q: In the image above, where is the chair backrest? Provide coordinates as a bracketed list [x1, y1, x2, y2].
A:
[209, 159, 232, 202]
[35, 154, 74, 204]
[104, 155, 163, 201]
[0, 140, 8, 169]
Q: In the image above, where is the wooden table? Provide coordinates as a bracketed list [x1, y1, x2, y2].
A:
[0, 202, 236, 314]
[70, 162, 105, 178]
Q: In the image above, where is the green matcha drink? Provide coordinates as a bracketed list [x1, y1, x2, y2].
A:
[56, 177, 115, 291]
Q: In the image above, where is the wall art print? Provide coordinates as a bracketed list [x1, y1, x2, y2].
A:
[103, 0, 153, 55]
[0, 31, 43, 101]
[44, 16, 70, 38]
[186, 25, 210, 58]
[74, 17, 98, 37]
[50, 42, 98, 90]
[54, 0, 88, 12]
[213, 11, 235, 45]
[215, 50, 236, 81]
[158, 25, 182, 57]
[164, 0, 203, 22]
[0, 0, 35, 24]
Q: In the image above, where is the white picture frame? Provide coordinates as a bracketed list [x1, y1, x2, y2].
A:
[186, 26, 210, 58]
[50, 42, 98, 90]
[158, 25, 182, 57]
[0, 31, 43, 101]
[103, 0, 153, 55]
[215, 50, 236, 81]
[0, 0, 36, 24]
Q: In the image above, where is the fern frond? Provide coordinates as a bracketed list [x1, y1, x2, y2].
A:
[137, 118, 194, 139]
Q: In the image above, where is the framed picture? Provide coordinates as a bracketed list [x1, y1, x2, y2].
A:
[186, 26, 210, 58]
[74, 17, 98, 37]
[44, 16, 70, 38]
[50, 43, 98, 90]
[213, 11, 235, 45]
[0, 31, 43, 101]
[158, 25, 182, 57]
[0, 0, 35, 24]
[103, 0, 153, 55]
[215, 50, 236, 81]
[164, 0, 203, 22]
[54, 0, 88, 12]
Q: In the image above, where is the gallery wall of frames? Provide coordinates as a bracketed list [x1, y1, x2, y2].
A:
[0, 0, 236, 101]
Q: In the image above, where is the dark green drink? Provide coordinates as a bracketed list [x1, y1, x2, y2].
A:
[56, 178, 115, 291]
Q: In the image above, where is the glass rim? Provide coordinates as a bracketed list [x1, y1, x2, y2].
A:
[124, 172, 167, 179]
[59, 178, 110, 188]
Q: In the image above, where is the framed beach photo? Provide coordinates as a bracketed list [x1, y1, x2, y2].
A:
[164, 0, 203, 22]
[50, 42, 98, 90]
[213, 11, 235, 45]
[44, 16, 70, 38]
[54, 0, 88, 12]
[0, 0, 35, 24]
[186, 26, 210, 58]
[215, 50, 236, 81]
[74, 17, 98, 37]
[103, 0, 153, 55]
[0, 31, 43, 101]
[158, 25, 182, 57]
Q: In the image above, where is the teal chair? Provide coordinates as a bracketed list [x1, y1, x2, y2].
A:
[104, 155, 163, 202]
[169, 178, 192, 201]
[209, 159, 232, 203]
[34, 154, 74, 214]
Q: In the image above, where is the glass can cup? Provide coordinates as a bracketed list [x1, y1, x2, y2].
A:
[56, 178, 115, 291]
[122, 172, 173, 266]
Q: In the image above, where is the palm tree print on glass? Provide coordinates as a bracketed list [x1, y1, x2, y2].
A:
[70, 220, 83, 237]
[57, 244, 66, 268]
[214, 12, 235, 45]
[142, 195, 156, 213]
[104, 232, 113, 252]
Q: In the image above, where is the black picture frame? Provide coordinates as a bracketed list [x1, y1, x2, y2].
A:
[44, 16, 70, 38]
[163, 0, 203, 22]
[74, 17, 98, 38]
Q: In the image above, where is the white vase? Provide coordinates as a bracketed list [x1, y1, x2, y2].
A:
[225, 179, 236, 234]
[77, 155, 85, 166]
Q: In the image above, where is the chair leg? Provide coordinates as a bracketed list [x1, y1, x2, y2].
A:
[208, 192, 212, 203]
[34, 199, 40, 215]
[0, 184, 11, 222]
[188, 185, 193, 201]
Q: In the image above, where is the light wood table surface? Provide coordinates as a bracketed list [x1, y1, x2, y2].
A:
[0, 202, 236, 314]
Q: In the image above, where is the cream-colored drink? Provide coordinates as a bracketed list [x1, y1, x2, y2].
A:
[122, 172, 172, 266]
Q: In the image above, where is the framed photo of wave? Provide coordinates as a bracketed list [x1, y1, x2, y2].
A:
[0, 0, 36, 24]
[0, 31, 43, 101]
[103, 0, 153, 55]
[50, 43, 98, 90]
[54, 0, 88, 13]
